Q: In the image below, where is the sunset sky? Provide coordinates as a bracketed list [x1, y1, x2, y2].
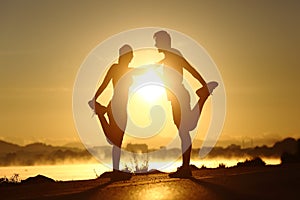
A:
[1, 0, 299, 148]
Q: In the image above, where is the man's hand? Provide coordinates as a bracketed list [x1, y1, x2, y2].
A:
[196, 83, 209, 101]
[196, 81, 218, 100]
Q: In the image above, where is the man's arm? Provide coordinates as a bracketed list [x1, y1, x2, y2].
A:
[182, 58, 207, 88]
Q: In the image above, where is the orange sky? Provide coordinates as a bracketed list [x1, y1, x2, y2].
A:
[0, 0, 299, 147]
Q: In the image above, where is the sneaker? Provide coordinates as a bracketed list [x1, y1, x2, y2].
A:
[88, 99, 96, 110]
[88, 100, 106, 115]
[111, 170, 132, 181]
[169, 166, 192, 178]
[196, 81, 218, 99]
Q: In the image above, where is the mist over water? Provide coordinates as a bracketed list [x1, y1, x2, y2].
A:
[0, 157, 280, 181]
[1, 138, 295, 180]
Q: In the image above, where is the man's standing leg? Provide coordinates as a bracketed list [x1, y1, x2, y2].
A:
[168, 90, 192, 178]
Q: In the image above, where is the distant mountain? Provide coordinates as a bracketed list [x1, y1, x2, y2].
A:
[63, 142, 85, 150]
[0, 137, 299, 166]
[0, 140, 21, 154]
[272, 137, 298, 154]
[0, 140, 92, 166]
[23, 143, 56, 153]
[198, 137, 299, 159]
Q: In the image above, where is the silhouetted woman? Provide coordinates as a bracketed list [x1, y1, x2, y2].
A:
[88, 44, 134, 180]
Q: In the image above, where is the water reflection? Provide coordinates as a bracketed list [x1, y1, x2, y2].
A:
[0, 158, 281, 181]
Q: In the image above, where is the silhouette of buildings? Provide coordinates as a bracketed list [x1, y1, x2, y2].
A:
[125, 143, 148, 153]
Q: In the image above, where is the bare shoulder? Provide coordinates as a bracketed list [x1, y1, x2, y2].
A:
[170, 48, 183, 57]
[107, 63, 118, 74]
[110, 63, 118, 70]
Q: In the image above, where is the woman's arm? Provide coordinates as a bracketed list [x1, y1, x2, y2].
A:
[92, 66, 114, 101]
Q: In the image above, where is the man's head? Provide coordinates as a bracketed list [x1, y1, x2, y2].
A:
[119, 44, 133, 64]
[153, 30, 171, 52]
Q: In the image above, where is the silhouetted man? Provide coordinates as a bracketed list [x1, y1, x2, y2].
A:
[153, 30, 211, 178]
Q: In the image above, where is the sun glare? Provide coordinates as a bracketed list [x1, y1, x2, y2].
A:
[136, 84, 165, 103]
[131, 67, 166, 103]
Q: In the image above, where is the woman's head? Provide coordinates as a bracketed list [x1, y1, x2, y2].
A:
[119, 44, 133, 64]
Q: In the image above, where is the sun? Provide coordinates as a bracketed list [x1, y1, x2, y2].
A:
[130, 66, 166, 103]
[136, 84, 166, 103]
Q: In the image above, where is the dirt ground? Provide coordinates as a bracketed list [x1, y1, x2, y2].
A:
[1, 164, 299, 200]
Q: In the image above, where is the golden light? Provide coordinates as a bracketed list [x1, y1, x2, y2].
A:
[126, 67, 168, 135]
[136, 84, 165, 103]
[131, 68, 166, 104]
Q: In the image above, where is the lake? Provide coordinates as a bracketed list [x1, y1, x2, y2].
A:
[0, 158, 280, 181]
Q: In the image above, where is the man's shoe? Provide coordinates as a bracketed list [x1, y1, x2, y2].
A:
[169, 166, 192, 178]
[196, 81, 218, 99]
